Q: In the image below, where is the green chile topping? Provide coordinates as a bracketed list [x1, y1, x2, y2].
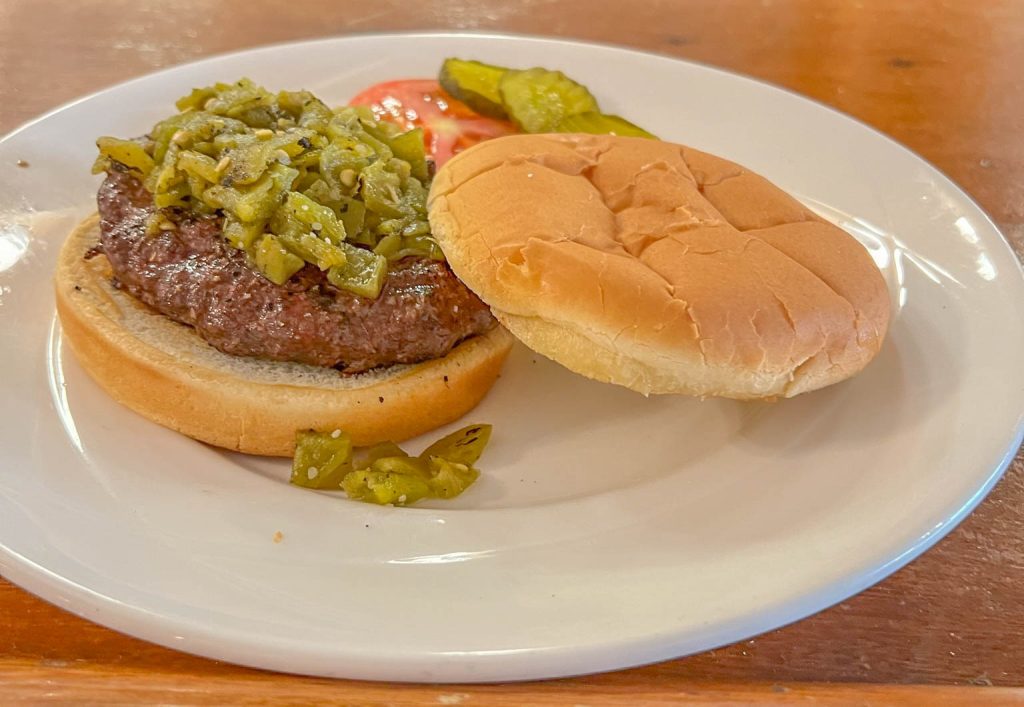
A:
[93, 78, 438, 298]
[290, 425, 490, 505]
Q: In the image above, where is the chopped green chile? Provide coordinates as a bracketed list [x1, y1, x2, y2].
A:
[387, 127, 429, 182]
[93, 137, 156, 176]
[337, 199, 367, 241]
[92, 78, 438, 296]
[224, 215, 267, 251]
[372, 233, 442, 262]
[354, 441, 409, 467]
[426, 457, 480, 499]
[283, 191, 347, 243]
[373, 234, 403, 259]
[420, 424, 492, 466]
[176, 150, 221, 183]
[254, 235, 304, 285]
[327, 244, 387, 298]
[290, 429, 354, 490]
[342, 461, 433, 506]
[289, 425, 491, 505]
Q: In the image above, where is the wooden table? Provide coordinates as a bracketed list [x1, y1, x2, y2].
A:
[2, 1, 1022, 703]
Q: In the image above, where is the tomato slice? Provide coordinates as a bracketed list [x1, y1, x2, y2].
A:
[349, 79, 518, 167]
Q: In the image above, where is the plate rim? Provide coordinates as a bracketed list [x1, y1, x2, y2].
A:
[1, 30, 1023, 683]
[1, 443, 1018, 682]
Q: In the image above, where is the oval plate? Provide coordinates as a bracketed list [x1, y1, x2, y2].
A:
[1, 33, 1022, 682]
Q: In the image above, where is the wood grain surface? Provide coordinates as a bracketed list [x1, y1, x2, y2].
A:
[3, 661, 1024, 707]
[2, 0, 1023, 702]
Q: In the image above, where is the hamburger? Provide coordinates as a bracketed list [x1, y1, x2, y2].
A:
[55, 80, 889, 463]
[55, 80, 513, 457]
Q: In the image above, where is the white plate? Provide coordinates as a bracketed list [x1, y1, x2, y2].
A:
[1, 33, 1022, 683]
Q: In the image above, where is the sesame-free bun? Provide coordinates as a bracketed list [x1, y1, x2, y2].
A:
[55, 215, 513, 456]
[428, 134, 889, 399]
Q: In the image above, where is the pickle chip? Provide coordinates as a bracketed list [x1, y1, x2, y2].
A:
[439, 58, 509, 119]
[555, 111, 658, 139]
[499, 68, 599, 133]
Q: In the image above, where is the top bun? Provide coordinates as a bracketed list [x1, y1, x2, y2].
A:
[428, 134, 890, 399]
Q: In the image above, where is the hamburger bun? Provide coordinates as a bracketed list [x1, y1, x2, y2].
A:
[55, 215, 514, 456]
[428, 133, 889, 399]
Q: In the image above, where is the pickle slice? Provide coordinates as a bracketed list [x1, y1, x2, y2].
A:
[94, 137, 156, 177]
[499, 68, 599, 133]
[439, 58, 509, 119]
[555, 111, 658, 139]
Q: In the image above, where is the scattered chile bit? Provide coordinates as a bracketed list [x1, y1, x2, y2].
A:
[290, 424, 491, 505]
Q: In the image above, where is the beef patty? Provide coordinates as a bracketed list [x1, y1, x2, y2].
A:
[95, 170, 495, 373]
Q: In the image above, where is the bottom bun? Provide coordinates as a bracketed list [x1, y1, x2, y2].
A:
[55, 214, 514, 456]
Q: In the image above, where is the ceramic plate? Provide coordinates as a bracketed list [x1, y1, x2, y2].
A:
[1, 33, 1022, 683]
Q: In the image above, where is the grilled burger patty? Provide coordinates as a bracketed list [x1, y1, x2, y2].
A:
[95, 170, 495, 373]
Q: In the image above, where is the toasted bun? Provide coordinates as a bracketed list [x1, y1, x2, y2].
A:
[55, 215, 513, 456]
[428, 134, 889, 399]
